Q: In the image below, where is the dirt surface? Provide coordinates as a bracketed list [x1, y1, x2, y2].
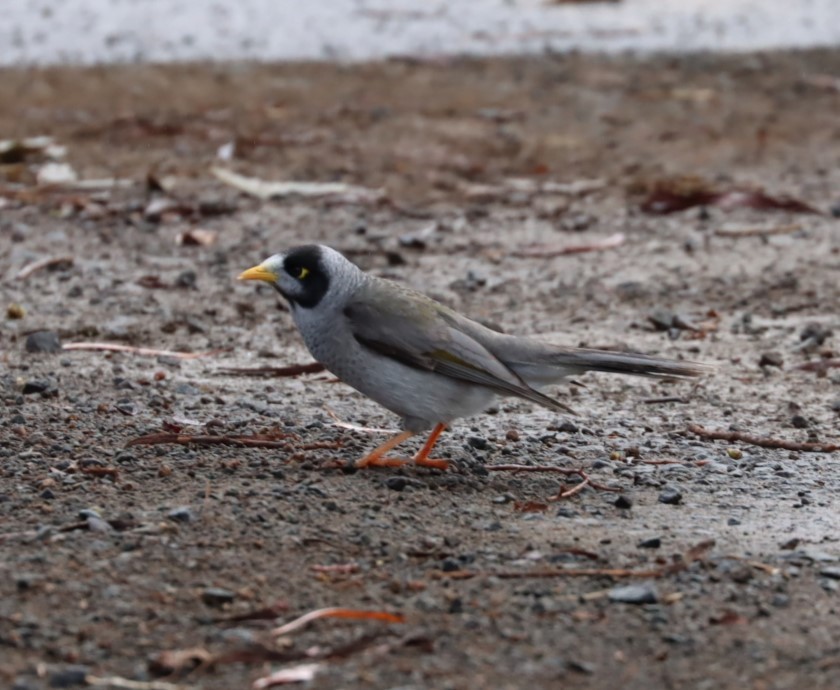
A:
[2, 51, 840, 690]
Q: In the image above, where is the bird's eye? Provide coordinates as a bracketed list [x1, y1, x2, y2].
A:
[295, 266, 309, 280]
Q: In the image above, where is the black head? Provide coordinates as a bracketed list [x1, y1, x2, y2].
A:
[275, 245, 331, 309]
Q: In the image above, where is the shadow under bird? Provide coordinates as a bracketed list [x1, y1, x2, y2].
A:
[239, 245, 706, 470]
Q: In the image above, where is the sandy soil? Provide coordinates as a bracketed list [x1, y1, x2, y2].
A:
[2, 51, 840, 690]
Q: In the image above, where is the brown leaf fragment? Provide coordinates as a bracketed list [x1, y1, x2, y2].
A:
[637, 176, 820, 215]
[149, 647, 213, 676]
[214, 600, 290, 623]
[709, 609, 748, 626]
[178, 228, 217, 246]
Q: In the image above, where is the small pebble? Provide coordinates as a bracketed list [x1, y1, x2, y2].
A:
[167, 506, 194, 523]
[202, 587, 236, 607]
[48, 666, 90, 688]
[608, 583, 658, 605]
[25, 330, 62, 353]
[386, 476, 407, 492]
[726, 448, 743, 460]
[467, 436, 488, 450]
[820, 567, 840, 580]
[613, 494, 633, 510]
[441, 558, 461, 572]
[658, 487, 683, 505]
[637, 537, 662, 549]
[758, 352, 783, 368]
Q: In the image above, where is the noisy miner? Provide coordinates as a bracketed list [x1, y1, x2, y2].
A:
[239, 245, 706, 470]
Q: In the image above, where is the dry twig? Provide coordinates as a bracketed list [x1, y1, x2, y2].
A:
[127, 433, 297, 449]
[86, 676, 193, 690]
[270, 607, 404, 638]
[16, 255, 74, 279]
[795, 359, 840, 375]
[512, 232, 625, 258]
[688, 424, 839, 453]
[714, 222, 801, 238]
[487, 464, 621, 496]
[63, 342, 227, 359]
[219, 363, 325, 377]
[252, 663, 323, 689]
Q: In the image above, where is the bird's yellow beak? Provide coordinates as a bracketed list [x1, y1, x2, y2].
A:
[238, 264, 278, 283]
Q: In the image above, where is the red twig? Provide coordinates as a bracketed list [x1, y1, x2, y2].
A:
[687, 424, 839, 453]
[512, 232, 625, 258]
[270, 607, 404, 638]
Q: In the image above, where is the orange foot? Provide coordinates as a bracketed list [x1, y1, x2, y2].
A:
[354, 424, 450, 471]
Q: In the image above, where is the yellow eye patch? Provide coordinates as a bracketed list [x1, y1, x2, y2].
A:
[296, 266, 309, 280]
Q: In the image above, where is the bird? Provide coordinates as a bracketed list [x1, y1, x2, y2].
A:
[239, 245, 706, 470]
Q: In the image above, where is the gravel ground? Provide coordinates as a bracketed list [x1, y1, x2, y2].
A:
[2, 51, 840, 690]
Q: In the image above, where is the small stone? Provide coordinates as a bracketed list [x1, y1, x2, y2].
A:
[174, 382, 200, 396]
[820, 567, 840, 580]
[175, 270, 197, 289]
[608, 583, 658, 605]
[637, 537, 662, 549]
[441, 558, 461, 572]
[613, 494, 633, 510]
[48, 666, 90, 688]
[566, 660, 596, 675]
[201, 587, 236, 607]
[467, 436, 488, 450]
[791, 415, 809, 429]
[386, 476, 407, 492]
[658, 487, 683, 505]
[40, 489, 56, 500]
[505, 429, 520, 442]
[820, 578, 838, 593]
[556, 420, 579, 434]
[16, 573, 39, 591]
[771, 594, 790, 608]
[87, 516, 113, 533]
[727, 517, 741, 526]
[25, 330, 62, 353]
[831, 201, 840, 219]
[115, 400, 137, 415]
[758, 352, 783, 368]
[167, 506, 194, 523]
[726, 448, 743, 460]
[648, 309, 675, 331]
[22, 379, 51, 395]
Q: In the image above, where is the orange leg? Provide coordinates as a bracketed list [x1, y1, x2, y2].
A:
[355, 430, 415, 468]
[411, 423, 449, 470]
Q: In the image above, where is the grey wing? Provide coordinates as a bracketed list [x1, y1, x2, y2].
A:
[343, 281, 576, 414]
